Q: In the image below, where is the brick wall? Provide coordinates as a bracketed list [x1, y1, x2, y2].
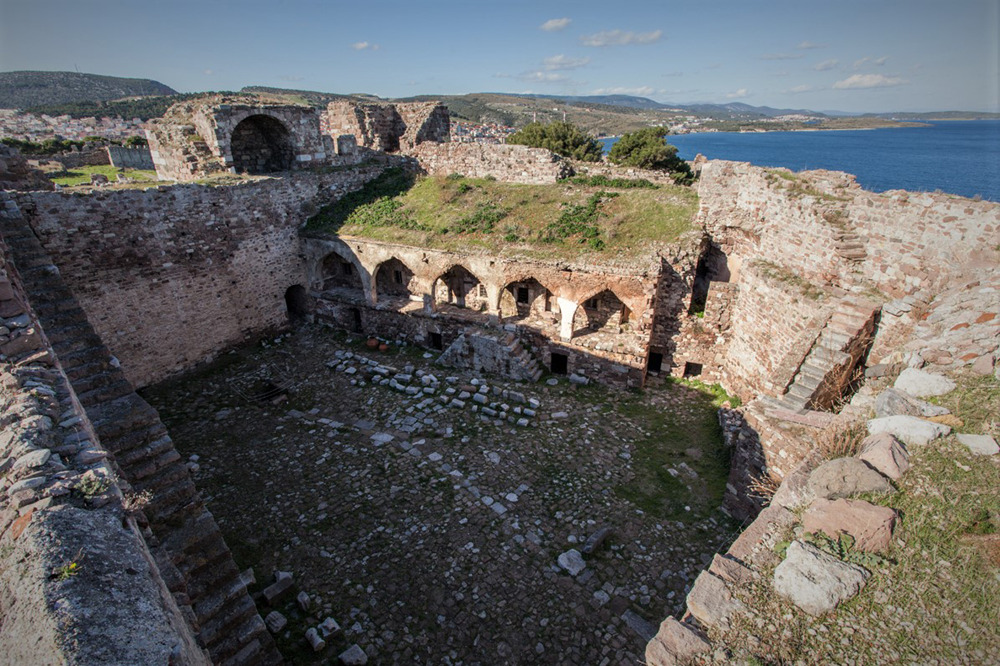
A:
[409, 143, 572, 184]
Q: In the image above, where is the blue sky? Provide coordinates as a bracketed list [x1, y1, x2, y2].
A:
[1, 0, 997, 113]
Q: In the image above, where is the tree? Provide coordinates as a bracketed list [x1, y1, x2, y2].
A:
[608, 127, 692, 183]
[506, 121, 603, 162]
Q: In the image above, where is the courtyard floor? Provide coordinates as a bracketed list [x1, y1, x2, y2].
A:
[142, 324, 740, 665]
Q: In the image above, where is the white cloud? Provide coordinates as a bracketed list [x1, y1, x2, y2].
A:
[351, 41, 379, 51]
[541, 18, 571, 31]
[543, 54, 590, 71]
[814, 59, 839, 71]
[581, 29, 662, 47]
[785, 84, 815, 94]
[590, 85, 657, 96]
[853, 56, 886, 70]
[725, 88, 750, 99]
[760, 53, 803, 61]
[833, 73, 906, 89]
[203, 69, 214, 76]
[874, 56, 889, 66]
[796, 41, 825, 49]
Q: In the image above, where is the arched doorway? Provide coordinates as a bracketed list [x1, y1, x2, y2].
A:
[284, 285, 309, 323]
[230, 115, 294, 173]
[321, 253, 366, 300]
[498, 278, 556, 324]
[374, 257, 415, 301]
[433, 265, 487, 310]
[573, 289, 631, 336]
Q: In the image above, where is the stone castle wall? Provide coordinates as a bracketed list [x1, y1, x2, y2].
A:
[14, 167, 386, 388]
[410, 143, 573, 184]
[323, 101, 450, 152]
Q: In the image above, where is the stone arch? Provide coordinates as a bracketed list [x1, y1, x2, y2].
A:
[433, 264, 487, 310]
[573, 289, 631, 336]
[284, 284, 310, 323]
[230, 114, 294, 173]
[320, 251, 368, 301]
[498, 277, 557, 321]
[374, 257, 416, 300]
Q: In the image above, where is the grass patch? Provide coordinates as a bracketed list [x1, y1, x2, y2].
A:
[929, 372, 1000, 436]
[305, 172, 698, 263]
[48, 164, 159, 187]
[613, 380, 733, 521]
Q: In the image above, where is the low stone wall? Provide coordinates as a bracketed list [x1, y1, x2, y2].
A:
[410, 143, 572, 184]
[107, 144, 154, 170]
[15, 166, 386, 388]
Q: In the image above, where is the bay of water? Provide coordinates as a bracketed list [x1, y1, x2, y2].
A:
[601, 120, 1000, 201]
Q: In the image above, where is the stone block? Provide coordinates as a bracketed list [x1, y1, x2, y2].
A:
[262, 576, 294, 605]
[557, 549, 586, 576]
[339, 644, 368, 665]
[808, 457, 893, 500]
[867, 415, 951, 447]
[857, 432, 910, 480]
[802, 497, 897, 552]
[686, 570, 743, 630]
[774, 540, 869, 615]
[956, 433, 999, 455]
[644, 617, 711, 666]
[893, 368, 956, 398]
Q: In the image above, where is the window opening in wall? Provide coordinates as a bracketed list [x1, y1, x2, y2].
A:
[586, 297, 598, 309]
[341, 261, 353, 275]
[550, 352, 568, 375]
[429, 332, 443, 350]
[284, 284, 309, 323]
[517, 286, 529, 304]
[350, 307, 362, 333]
[478, 284, 487, 298]
[683, 362, 703, 378]
[648, 352, 663, 374]
[394, 269, 403, 284]
[544, 293, 551, 312]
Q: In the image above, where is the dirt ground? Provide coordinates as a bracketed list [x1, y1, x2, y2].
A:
[142, 324, 740, 665]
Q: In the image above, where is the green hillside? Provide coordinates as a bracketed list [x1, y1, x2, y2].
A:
[0, 71, 176, 109]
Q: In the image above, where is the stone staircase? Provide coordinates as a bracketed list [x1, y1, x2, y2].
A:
[834, 229, 867, 263]
[766, 295, 880, 413]
[501, 330, 545, 382]
[0, 196, 282, 666]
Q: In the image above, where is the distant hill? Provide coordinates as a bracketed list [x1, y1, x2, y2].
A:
[0, 71, 177, 109]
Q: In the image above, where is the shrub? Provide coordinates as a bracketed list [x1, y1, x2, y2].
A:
[607, 127, 692, 183]
[507, 121, 603, 162]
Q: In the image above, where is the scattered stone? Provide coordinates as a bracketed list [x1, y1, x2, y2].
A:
[956, 433, 999, 456]
[338, 644, 368, 665]
[592, 589, 610, 606]
[621, 609, 657, 643]
[857, 432, 911, 480]
[264, 611, 287, 633]
[551, 411, 568, 419]
[645, 617, 711, 666]
[12, 448, 50, 470]
[707, 553, 755, 585]
[580, 527, 612, 555]
[319, 617, 342, 639]
[686, 571, 743, 629]
[557, 549, 586, 576]
[893, 368, 957, 398]
[874, 387, 950, 419]
[971, 354, 995, 376]
[546, 378, 559, 386]
[262, 576, 294, 605]
[807, 457, 893, 500]
[297, 590, 311, 611]
[305, 627, 326, 652]
[867, 415, 951, 447]
[773, 540, 870, 616]
[370, 432, 394, 445]
[802, 498, 897, 552]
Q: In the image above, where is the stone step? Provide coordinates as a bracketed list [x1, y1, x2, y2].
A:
[76, 378, 135, 409]
[50, 332, 106, 357]
[115, 435, 176, 468]
[786, 383, 817, 404]
[69, 370, 120, 398]
[207, 611, 273, 664]
[63, 357, 113, 382]
[198, 594, 260, 657]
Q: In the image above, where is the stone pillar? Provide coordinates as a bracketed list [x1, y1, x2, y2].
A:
[485, 283, 501, 316]
[558, 297, 578, 341]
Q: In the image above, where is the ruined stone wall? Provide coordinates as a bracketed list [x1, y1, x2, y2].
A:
[15, 167, 385, 388]
[698, 161, 1000, 299]
[323, 101, 450, 153]
[409, 143, 572, 184]
[0, 200, 211, 665]
[719, 263, 833, 400]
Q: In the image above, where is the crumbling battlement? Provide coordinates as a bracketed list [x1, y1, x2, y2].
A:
[323, 101, 450, 152]
[410, 142, 573, 184]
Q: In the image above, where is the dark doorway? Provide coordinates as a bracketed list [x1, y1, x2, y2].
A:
[429, 332, 443, 350]
[517, 286, 529, 304]
[350, 307, 363, 333]
[230, 115, 295, 174]
[284, 285, 309, 323]
[648, 351, 663, 374]
[550, 352, 568, 375]
[683, 362, 703, 378]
